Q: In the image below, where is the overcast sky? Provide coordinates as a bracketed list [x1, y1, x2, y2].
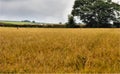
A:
[0, 0, 119, 23]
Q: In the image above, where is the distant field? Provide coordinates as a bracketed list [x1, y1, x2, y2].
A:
[0, 27, 120, 73]
[0, 21, 38, 25]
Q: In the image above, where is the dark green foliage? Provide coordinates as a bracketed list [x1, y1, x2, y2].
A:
[21, 20, 31, 22]
[113, 22, 120, 28]
[0, 23, 65, 28]
[32, 21, 35, 23]
[66, 15, 76, 28]
[72, 0, 120, 28]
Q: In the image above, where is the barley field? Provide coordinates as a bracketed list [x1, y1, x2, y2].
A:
[0, 27, 120, 73]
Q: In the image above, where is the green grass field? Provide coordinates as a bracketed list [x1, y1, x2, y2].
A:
[0, 21, 38, 25]
[0, 27, 120, 73]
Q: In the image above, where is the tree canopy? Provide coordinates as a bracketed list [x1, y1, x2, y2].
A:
[72, 0, 120, 28]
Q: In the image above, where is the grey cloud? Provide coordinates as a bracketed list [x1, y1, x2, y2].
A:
[0, 0, 27, 2]
[0, 0, 74, 23]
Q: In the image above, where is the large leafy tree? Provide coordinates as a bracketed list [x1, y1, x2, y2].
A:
[72, 0, 120, 28]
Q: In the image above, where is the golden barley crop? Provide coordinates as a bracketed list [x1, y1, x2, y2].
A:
[0, 27, 120, 73]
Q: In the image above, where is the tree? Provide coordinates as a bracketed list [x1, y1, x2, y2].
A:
[72, 0, 120, 28]
[32, 21, 35, 23]
[113, 17, 120, 28]
[66, 15, 76, 28]
[22, 20, 31, 22]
